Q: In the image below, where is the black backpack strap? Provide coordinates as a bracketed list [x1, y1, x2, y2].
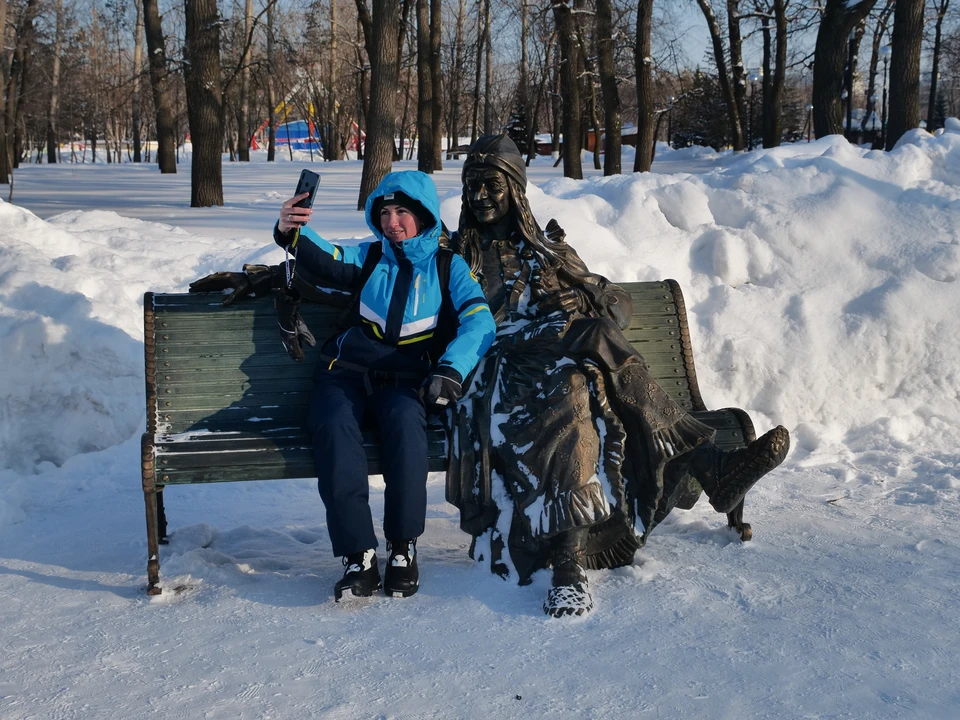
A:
[431, 247, 458, 363]
[436, 246, 453, 296]
[337, 242, 383, 328]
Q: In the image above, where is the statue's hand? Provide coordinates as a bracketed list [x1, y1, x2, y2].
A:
[188, 271, 253, 305]
[188, 264, 281, 306]
[544, 218, 567, 243]
[537, 286, 588, 315]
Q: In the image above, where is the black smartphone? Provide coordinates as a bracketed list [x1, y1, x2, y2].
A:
[293, 169, 320, 209]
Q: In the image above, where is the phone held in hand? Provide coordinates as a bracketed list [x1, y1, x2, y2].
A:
[294, 169, 321, 209]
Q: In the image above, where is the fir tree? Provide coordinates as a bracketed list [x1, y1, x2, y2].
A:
[503, 104, 530, 156]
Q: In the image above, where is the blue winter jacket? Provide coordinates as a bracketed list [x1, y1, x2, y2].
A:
[276, 170, 495, 382]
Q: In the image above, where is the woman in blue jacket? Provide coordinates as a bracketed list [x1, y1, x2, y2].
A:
[275, 170, 495, 601]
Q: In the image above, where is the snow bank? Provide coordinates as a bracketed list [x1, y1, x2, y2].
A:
[532, 134, 960, 477]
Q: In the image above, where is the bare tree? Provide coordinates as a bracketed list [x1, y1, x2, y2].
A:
[927, 0, 951, 132]
[696, 0, 745, 150]
[237, 0, 254, 161]
[471, 0, 483, 142]
[553, 0, 583, 178]
[47, 0, 65, 164]
[430, 0, 442, 167]
[727, 0, 747, 146]
[596, 0, 620, 175]
[634, 0, 654, 172]
[327, 0, 342, 160]
[184, 0, 224, 206]
[447, 0, 467, 156]
[812, 0, 877, 138]
[357, 0, 399, 208]
[266, 0, 277, 161]
[416, 0, 435, 171]
[142, 0, 178, 172]
[861, 0, 895, 136]
[757, 0, 787, 148]
[483, 0, 493, 134]
[0, 0, 8, 183]
[885, 0, 924, 148]
[131, 0, 144, 162]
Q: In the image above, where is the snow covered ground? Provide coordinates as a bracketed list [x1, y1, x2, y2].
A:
[1, 131, 959, 718]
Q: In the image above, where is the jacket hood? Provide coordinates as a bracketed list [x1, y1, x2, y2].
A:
[365, 171, 442, 263]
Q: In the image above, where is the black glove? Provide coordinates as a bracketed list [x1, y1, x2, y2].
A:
[419, 365, 463, 411]
[538, 285, 589, 315]
[188, 264, 281, 305]
[275, 288, 316, 362]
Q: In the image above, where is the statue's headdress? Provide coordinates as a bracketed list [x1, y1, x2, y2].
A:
[456, 134, 589, 285]
[461, 134, 527, 189]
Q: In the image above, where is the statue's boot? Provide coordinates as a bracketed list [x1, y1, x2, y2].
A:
[543, 536, 594, 618]
[688, 425, 790, 514]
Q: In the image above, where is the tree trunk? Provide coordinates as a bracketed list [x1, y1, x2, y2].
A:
[5, 0, 38, 174]
[449, 0, 465, 156]
[759, 11, 772, 147]
[553, 1, 582, 178]
[0, 0, 9, 183]
[695, 0, 744, 150]
[47, 0, 65, 164]
[926, 0, 950, 133]
[184, 0, 224, 206]
[416, 0, 434, 171]
[812, 0, 876, 139]
[430, 0, 443, 168]
[354, 13, 369, 160]
[327, 0, 340, 160]
[726, 0, 747, 148]
[634, 0, 654, 172]
[885, 0, 923, 149]
[526, 31, 554, 166]
[596, 0, 621, 175]
[131, 0, 143, 162]
[142, 0, 177, 172]
[13, 14, 35, 170]
[861, 0, 894, 134]
[768, 0, 786, 147]
[358, 0, 399, 209]
[551, 36, 561, 162]
[471, 0, 482, 142]
[483, 0, 493, 134]
[237, 0, 253, 161]
[267, 0, 276, 161]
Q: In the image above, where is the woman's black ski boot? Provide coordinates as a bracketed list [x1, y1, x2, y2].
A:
[384, 539, 419, 597]
[334, 549, 380, 601]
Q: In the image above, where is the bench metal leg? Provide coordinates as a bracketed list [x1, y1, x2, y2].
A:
[144, 489, 162, 595]
[141, 433, 162, 595]
[726, 499, 753, 541]
[157, 490, 168, 544]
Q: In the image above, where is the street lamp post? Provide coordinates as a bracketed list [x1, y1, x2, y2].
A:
[879, 45, 891, 149]
[666, 95, 675, 147]
[806, 104, 814, 142]
[869, 94, 877, 144]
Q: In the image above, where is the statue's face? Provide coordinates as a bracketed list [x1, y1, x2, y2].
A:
[465, 167, 511, 225]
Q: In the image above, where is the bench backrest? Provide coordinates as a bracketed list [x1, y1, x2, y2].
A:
[144, 281, 706, 439]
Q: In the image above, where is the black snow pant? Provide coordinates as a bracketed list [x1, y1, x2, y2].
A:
[307, 371, 428, 557]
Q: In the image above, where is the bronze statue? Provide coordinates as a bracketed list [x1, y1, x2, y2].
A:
[445, 134, 790, 617]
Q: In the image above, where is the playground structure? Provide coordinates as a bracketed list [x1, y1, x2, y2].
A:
[249, 78, 365, 157]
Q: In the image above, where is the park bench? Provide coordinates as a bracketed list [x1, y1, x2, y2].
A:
[140, 281, 759, 595]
